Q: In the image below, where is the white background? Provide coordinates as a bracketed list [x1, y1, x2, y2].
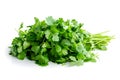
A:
[0, 0, 120, 80]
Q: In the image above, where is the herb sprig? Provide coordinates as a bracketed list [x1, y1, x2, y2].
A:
[9, 16, 113, 66]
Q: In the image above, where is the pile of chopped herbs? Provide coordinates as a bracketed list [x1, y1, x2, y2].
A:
[9, 16, 113, 66]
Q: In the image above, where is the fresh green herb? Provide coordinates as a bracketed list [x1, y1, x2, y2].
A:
[9, 16, 113, 66]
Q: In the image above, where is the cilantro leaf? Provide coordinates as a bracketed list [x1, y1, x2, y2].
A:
[52, 33, 59, 41]
[46, 16, 55, 25]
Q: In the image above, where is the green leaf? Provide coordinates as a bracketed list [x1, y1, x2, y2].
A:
[55, 45, 61, 53]
[42, 42, 50, 48]
[12, 37, 22, 46]
[76, 44, 83, 53]
[10, 46, 17, 56]
[19, 30, 26, 38]
[70, 60, 84, 66]
[85, 43, 93, 51]
[41, 48, 47, 53]
[33, 17, 40, 27]
[19, 23, 23, 29]
[17, 42, 22, 47]
[52, 33, 59, 41]
[46, 16, 55, 25]
[69, 56, 76, 61]
[23, 41, 30, 49]
[45, 30, 51, 39]
[61, 39, 71, 46]
[35, 55, 49, 66]
[61, 49, 68, 55]
[17, 46, 23, 53]
[56, 58, 66, 63]
[77, 53, 86, 60]
[17, 52, 26, 60]
[26, 32, 37, 41]
[31, 46, 40, 54]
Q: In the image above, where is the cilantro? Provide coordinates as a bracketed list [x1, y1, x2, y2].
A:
[23, 41, 30, 49]
[52, 33, 59, 41]
[46, 16, 55, 25]
[9, 16, 113, 66]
